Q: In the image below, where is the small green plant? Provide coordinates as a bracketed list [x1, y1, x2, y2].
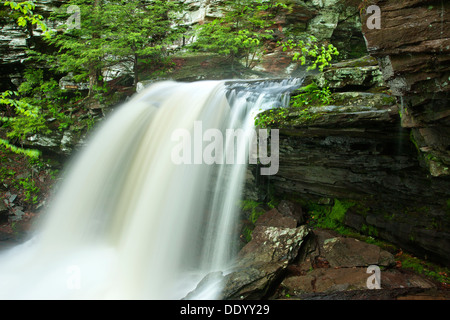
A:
[0, 90, 49, 141]
[18, 177, 40, 204]
[0, 166, 16, 184]
[358, 0, 372, 15]
[398, 252, 449, 285]
[279, 35, 339, 72]
[3, 1, 50, 38]
[0, 138, 41, 159]
[241, 200, 264, 225]
[254, 107, 289, 128]
[307, 199, 355, 231]
[0, 68, 78, 143]
[240, 199, 265, 242]
[361, 224, 379, 237]
[290, 82, 333, 108]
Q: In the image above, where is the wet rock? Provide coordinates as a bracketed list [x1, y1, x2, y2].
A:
[22, 128, 84, 166]
[58, 73, 89, 91]
[254, 208, 297, 229]
[361, 0, 450, 176]
[0, 1, 69, 90]
[299, 55, 385, 91]
[261, 76, 450, 265]
[276, 229, 436, 298]
[290, 287, 443, 300]
[314, 65, 385, 90]
[186, 223, 311, 300]
[220, 261, 288, 300]
[10, 207, 25, 222]
[8, 194, 17, 204]
[242, 167, 260, 201]
[280, 266, 437, 297]
[221, 225, 310, 300]
[277, 200, 304, 225]
[321, 237, 395, 268]
[238, 225, 309, 265]
[282, 267, 371, 294]
[331, 55, 379, 68]
[0, 201, 8, 224]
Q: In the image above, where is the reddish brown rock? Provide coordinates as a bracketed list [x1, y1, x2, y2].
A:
[361, 0, 450, 176]
[255, 208, 297, 229]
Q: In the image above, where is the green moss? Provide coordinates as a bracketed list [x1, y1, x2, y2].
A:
[399, 252, 450, 285]
[361, 224, 379, 237]
[306, 198, 355, 231]
[329, 199, 354, 224]
[240, 199, 265, 224]
[239, 199, 266, 242]
[382, 96, 397, 105]
[410, 130, 420, 154]
[350, 201, 370, 218]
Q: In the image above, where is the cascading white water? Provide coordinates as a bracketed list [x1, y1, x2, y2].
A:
[0, 78, 301, 300]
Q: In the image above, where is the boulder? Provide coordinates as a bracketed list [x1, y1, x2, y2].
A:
[219, 225, 310, 300]
[276, 229, 436, 298]
[277, 200, 304, 225]
[254, 208, 297, 229]
[320, 237, 395, 268]
[238, 225, 309, 265]
[185, 223, 310, 300]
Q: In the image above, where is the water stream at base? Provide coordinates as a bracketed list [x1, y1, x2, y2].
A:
[0, 78, 302, 299]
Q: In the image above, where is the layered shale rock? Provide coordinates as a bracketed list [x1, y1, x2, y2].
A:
[0, 0, 66, 90]
[361, 0, 450, 177]
[252, 59, 450, 266]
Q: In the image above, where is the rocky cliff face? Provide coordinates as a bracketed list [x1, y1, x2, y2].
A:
[361, 0, 450, 177]
[251, 0, 368, 76]
[250, 56, 450, 266]
[243, 0, 450, 266]
[0, 0, 64, 90]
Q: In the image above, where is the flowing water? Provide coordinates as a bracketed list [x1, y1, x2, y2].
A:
[0, 78, 301, 299]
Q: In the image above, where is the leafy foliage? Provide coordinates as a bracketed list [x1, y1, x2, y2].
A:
[254, 82, 333, 128]
[2, 1, 49, 37]
[0, 138, 40, 158]
[280, 35, 339, 72]
[45, 0, 187, 90]
[307, 199, 355, 231]
[290, 82, 333, 108]
[254, 108, 288, 128]
[240, 199, 265, 242]
[1, 89, 49, 142]
[191, 0, 286, 69]
[0, 69, 79, 144]
[397, 252, 449, 286]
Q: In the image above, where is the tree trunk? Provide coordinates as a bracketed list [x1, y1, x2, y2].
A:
[133, 53, 139, 87]
[88, 0, 102, 97]
[88, 66, 103, 97]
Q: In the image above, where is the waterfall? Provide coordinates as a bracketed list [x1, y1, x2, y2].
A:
[0, 78, 301, 300]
